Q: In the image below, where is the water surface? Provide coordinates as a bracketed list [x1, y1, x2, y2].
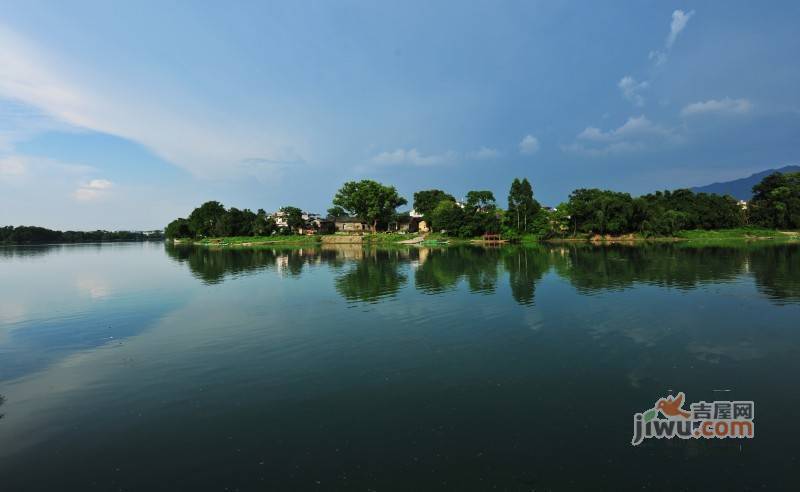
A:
[1, 242, 798, 490]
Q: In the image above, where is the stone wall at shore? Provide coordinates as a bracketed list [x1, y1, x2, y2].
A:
[321, 235, 364, 244]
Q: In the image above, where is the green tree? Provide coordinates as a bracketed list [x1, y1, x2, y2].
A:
[413, 189, 455, 217]
[507, 178, 540, 233]
[165, 218, 192, 239]
[327, 206, 347, 218]
[333, 180, 407, 232]
[429, 199, 466, 234]
[750, 172, 800, 229]
[465, 190, 496, 211]
[252, 209, 276, 236]
[462, 190, 500, 236]
[188, 201, 226, 237]
[280, 206, 305, 233]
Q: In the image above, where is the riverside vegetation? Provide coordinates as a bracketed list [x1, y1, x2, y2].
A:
[0, 226, 163, 245]
[165, 171, 800, 245]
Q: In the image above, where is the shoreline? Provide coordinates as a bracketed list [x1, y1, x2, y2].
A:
[168, 228, 799, 248]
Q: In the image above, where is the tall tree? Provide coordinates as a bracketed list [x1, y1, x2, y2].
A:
[429, 199, 466, 234]
[327, 206, 347, 218]
[750, 172, 800, 229]
[508, 179, 523, 230]
[188, 201, 226, 237]
[280, 206, 305, 233]
[165, 218, 192, 238]
[251, 209, 276, 236]
[413, 189, 455, 217]
[333, 180, 407, 232]
[507, 178, 540, 232]
[465, 190, 496, 212]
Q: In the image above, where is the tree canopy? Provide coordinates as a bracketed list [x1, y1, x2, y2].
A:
[507, 178, 540, 233]
[332, 180, 407, 232]
[413, 189, 455, 217]
[750, 172, 800, 229]
[280, 206, 306, 232]
[1, 226, 162, 244]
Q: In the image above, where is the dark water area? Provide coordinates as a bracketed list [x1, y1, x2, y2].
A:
[0, 241, 799, 490]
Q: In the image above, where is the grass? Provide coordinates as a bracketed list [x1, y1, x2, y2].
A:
[189, 235, 321, 246]
[674, 228, 794, 240]
[361, 232, 423, 243]
[176, 227, 799, 247]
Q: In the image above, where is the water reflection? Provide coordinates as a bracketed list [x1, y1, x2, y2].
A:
[749, 245, 800, 303]
[0, 394, 5, 420]
[1, 242, 799, 490]
[504, 246, 550, 305]
[415, 247, 501, 294]
[166, 242, 800, 305]
[335, 249, 408, 303]
[165, 244, 327, 283]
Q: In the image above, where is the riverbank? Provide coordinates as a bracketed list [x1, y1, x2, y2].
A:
[543, 228, 798, 243]
[169, 227, 799, 247]
[173, 235, 321, 246]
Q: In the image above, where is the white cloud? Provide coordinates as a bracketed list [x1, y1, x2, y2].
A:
[647, 9, 696, 68]
[681, 98, 753, 117]
[666, 9, 695, 49]
[0, 154, 93, 185]
[466, 146, 501, 160]
[618, 76, 648, 106]
[0, 155, 27, 179]
[566, 115, 681, 156]
[648, 50, 668, 67]
[0, 25, 306, 179]
[73, 178, 113, 202]
[518, 135, 540, 155]
[370, 148, 456, 167]
[578, 115, 673, 141]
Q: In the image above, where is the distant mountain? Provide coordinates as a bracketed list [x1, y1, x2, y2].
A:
[691, 165, 800, 201]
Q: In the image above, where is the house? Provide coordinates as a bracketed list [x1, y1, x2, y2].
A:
[334, 216, 369, 232]
[313, 217, 335, 234]
[271, 210, 289, 228]
[388, 213, 426, 233]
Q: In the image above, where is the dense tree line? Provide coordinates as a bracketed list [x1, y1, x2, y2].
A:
[558, 172, 799, 237]
[562, 188, 744, 237]
[0, 226, 163, 244]
[165, 201, 303, 239]
[419, 189, 502, 237]
[749, 172, 800, 229]
[166, 171, 799, 241]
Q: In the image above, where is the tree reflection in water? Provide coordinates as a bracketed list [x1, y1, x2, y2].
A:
[165, 242, 800, 305]
[335, 249, 408, 303]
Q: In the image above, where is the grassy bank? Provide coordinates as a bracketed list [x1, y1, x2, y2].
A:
[544, 228, 798, 243]
[674, 228, 797, 241]
[172, 227, 799, 247]
[175, 235, 321, 246]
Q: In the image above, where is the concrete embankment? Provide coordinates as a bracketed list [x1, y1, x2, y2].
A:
[321, 235, 364, 244]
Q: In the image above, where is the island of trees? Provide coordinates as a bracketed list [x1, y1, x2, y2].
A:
[165, 170, 800, 242]
[0, 227, 164, 245]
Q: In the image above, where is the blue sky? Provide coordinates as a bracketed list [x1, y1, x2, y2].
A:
[1, 1, 799, 230]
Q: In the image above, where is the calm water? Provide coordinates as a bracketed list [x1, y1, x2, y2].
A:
[1, 242, 799, 490]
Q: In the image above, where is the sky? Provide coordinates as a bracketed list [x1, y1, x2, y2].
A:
[1, 1, 799, 230]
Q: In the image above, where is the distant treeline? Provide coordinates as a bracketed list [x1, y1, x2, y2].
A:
[0, 226, 164, 244]
[166, 170, 800, 240]
[563, 172, 800, 236]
